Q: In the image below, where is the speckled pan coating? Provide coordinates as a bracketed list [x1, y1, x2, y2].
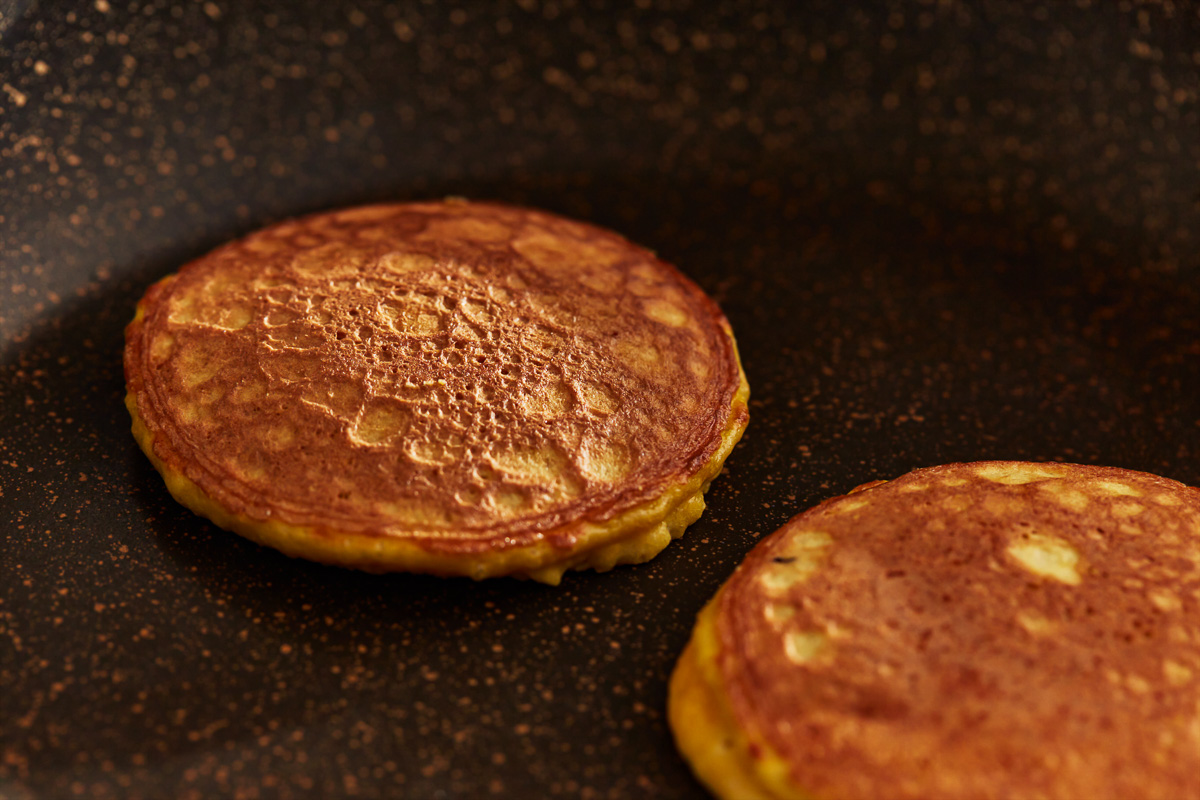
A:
[4, 0, 1198, 797]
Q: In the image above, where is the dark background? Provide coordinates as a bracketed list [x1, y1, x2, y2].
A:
[2, 1, 1198, 798]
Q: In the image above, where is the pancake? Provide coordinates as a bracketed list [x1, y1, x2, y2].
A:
[669, 461, 1200, 800]
[124, 199, 748, 584]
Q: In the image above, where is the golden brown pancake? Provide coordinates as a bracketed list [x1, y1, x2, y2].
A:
[124, 200, 748, 583]
[670, 461, 1200, 800]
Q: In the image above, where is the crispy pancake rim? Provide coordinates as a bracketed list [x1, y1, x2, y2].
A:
[124, 200, 749, 583]
[669, 461, 1200, 800]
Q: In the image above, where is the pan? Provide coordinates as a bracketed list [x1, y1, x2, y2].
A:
[3, 1, 1198, 797]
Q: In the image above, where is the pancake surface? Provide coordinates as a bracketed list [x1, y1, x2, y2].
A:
[670, 461, 1200, 800]
[124, 200, 748, 583]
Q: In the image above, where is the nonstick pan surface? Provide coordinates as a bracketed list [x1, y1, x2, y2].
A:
[2, 2, 1198, 798]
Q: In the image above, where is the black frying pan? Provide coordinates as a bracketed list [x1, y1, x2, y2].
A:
[3, 1, 1198, 797]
